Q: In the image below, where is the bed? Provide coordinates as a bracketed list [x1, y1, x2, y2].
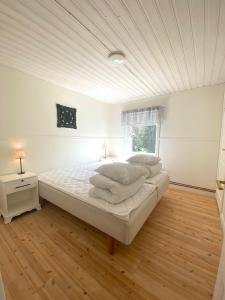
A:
[38, 161, 169, 253]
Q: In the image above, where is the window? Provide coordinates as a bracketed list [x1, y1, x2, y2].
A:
[131, 125, 157, 154]
[122, 106, 161, 156]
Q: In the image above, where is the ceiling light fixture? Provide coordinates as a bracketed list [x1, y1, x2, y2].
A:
[108, 51, 126, 65]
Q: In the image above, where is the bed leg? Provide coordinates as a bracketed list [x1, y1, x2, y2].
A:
[108, 236, 116, 255]
[39, 197, 47, 207]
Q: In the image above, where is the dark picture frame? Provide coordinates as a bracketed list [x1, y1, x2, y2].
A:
[56, 104, 77, 129]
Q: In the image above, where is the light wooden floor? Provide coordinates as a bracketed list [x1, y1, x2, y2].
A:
[0, 188, 222, 300]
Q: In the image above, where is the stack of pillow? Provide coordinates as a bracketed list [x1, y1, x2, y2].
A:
[127, 154, 162, 179]
[89, 163, 148, 204]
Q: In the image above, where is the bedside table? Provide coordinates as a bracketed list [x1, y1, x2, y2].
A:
[0, 172, 41, 224]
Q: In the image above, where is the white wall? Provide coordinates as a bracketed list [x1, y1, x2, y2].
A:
[1, 65, 224, 190]
[109, 85, 224, 190]
[0, 65, 110, 174]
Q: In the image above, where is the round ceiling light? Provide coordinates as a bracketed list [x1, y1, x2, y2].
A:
[108, 52, 126, 65]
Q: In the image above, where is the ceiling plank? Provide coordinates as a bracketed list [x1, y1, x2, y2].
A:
[0, 0, 224, 102]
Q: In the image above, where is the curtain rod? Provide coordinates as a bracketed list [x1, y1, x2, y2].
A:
[122, 106, 161, 114]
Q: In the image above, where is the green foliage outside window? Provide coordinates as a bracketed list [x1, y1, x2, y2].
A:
[131, 125, 156, 153]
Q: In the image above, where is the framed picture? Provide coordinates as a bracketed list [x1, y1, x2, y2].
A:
[56, 104, 77, 129]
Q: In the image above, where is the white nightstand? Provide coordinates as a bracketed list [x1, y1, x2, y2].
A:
[0, 172, 41, 224]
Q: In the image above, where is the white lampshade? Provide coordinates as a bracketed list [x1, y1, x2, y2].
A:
[15, 149, 25, 159]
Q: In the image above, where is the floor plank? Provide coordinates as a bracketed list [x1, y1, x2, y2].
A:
[0, 188, 222, 300]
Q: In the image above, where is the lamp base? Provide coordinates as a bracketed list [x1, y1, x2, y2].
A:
[18, 158, 25, 175]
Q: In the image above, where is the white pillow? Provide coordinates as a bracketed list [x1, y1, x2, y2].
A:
[95, 162, 148, 185]
[90, 174, 145, 194]
[144, 163, 162, 178]
[127, 154, 160, 165]
[89, 177, 144, 204]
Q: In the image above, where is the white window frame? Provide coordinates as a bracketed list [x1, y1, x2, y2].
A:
[125, 122, 160, 156]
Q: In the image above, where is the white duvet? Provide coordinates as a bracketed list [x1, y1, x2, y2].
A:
[38, 161, 156, 219]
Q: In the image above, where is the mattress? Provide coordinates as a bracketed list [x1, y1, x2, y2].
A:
[145, 171, 170, 200]
[145, 170, 169, 184]
[38, 162, 156, 220]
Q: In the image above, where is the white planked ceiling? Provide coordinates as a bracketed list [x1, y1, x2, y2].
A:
[0, 0, 225, 103]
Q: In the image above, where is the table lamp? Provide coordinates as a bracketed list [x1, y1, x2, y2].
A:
[15, 149, 26, 175]
[102, 143, 107, 159]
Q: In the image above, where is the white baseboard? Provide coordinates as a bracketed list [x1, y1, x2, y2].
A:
[169, 183, 215, 197]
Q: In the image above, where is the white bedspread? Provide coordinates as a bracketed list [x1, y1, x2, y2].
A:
[38, 162, 156, 220]
[145, 171, 169, 185]
[145, 171, 170, 200]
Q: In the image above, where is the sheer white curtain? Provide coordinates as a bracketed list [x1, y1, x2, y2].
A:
[121, 106, 161, 155]
[122, 106, 161, 126]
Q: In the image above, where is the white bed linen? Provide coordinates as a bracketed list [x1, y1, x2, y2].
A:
[38, 162, 156, 220]
[145, 171, 170, 200]
[145, 171, 169, 185]
[39, 181, 158, 244]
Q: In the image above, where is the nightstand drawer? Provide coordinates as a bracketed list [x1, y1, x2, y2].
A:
[5, 177, 37, 195]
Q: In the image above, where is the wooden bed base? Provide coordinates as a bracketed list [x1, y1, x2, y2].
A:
[108, 236, 116, 255]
